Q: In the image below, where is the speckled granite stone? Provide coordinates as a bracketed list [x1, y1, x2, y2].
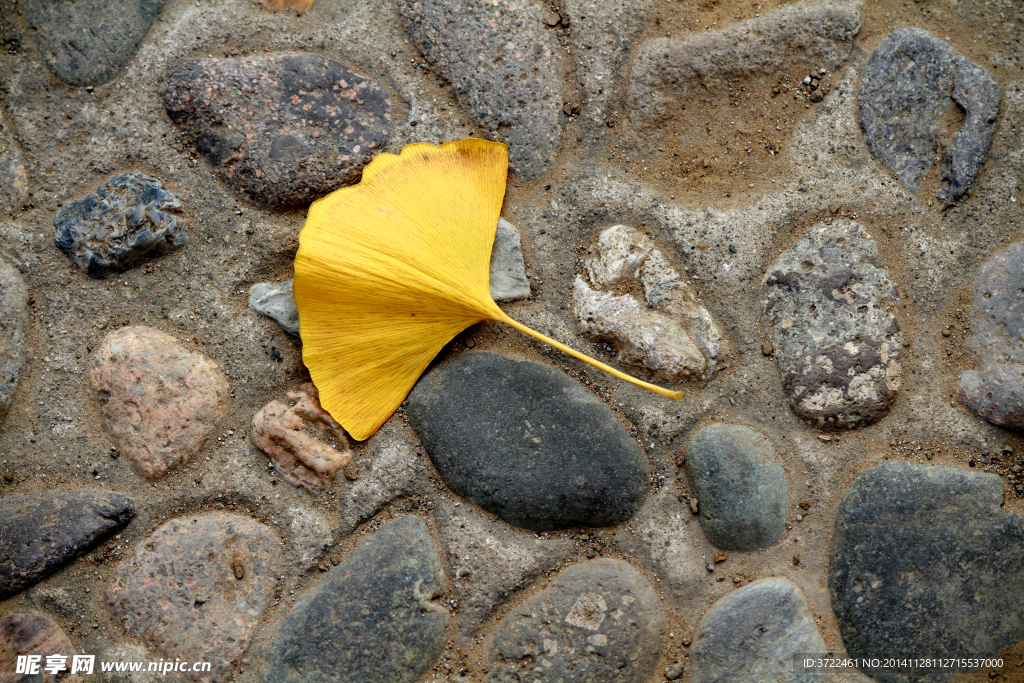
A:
[106, 514, 282, 683]
[762, 220, 902, 428]
[397, 0, 564, 179]
[859, 29, 1001, 205]
[163, 53, 391, 208]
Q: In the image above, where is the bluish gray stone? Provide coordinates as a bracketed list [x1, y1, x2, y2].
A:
[408, 352, 650, 531]
[859, 29, 1001, 205]
[486, 559, 664, 683]
[691, 578, 827, 683]
[54, 171, 187, 279]
[958, 242, 1024, 428]
[684, 424, 787, 550]
[0, 491, 135, 600]
[829, 462, 1024, 683]
[264, 516, 448, 683]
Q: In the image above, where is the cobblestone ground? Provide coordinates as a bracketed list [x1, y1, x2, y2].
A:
[1, 0, 1023, 682]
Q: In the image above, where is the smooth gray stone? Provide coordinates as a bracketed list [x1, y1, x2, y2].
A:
[249, 281, 300, 335]
[685, 424, 787, 550]
[486, 559, 664, 683]
[691, 578, 826, 683]
[829, 462, 1024, 683]
[20, 0, 166, 86]
[408, 352, 650, 530]
[0, 491, 135, 600]
[958, 242, 1024, 428]
[489, 218, 531, 303]
[264, 516, 448, 683]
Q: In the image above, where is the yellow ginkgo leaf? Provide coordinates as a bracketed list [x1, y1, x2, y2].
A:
[294, 138, 681, 441]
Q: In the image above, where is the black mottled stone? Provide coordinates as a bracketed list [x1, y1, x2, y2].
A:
[959, 242, 1024, 429]
[397, 0, 563, 179]
[829, 462, 1024, 683]
[54, 171, 187, 279]
[684, 424, 787, 550]
[0, 491, 135, 600]
[264, 516, 448, 683]
[762, 220, 902, 429]
[19, 0, 166, 87]
[163, 53, 391, 208]
[859, 28, 1001, 205]
[407, 352, 651, 531]
[486, 559, 664, 683]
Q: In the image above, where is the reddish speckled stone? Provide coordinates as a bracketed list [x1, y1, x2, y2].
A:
[162, 52, 391, 208]
[90, 326, 229, 479]
[105, 514, 282, 683]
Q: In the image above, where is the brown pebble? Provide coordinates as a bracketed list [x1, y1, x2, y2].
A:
[829, 203, 840, 214]
[688, 497, 699, 515]
[761, 341, 775, 356]
[232, 561, 245, 580]
[810, 90, 824, 102]
[799, 498, 812, 510]
[545, 12, 561, 26]
[344, 461, 361, 481]
[942, 329, 951, 337]
[713, 552, 728, 564]
[793, 554, 801, 565]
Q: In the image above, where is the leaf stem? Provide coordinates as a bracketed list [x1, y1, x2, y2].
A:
[496, 313, 683, 401]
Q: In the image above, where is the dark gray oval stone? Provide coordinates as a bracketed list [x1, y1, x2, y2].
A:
[684, 424, 787, 550]
[407, 352, 651, 531]
[0, 491, 135, 600]
[829, 462, 1024, 683]
[486, 559, 664, 683]
[264, 516, 448, 683]
[859, 28, 1001, 205]
[163, 52, 391, 208]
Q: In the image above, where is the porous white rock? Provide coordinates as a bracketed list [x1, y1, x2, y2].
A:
[572, 225, 729, 382]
